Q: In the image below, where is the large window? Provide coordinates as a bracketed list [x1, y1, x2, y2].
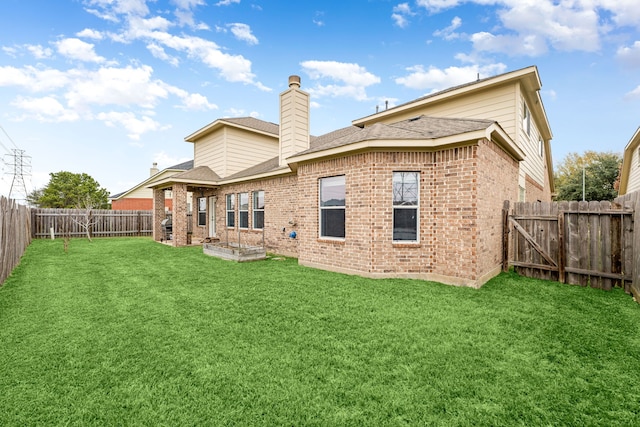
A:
[252, 190, 264, 230]
[319, 175, 345, 239]
[226, 194, 235, 227]
[393, 172, 419, 242]
[239, 192, 249, 229]
[197, 197, 206, 227]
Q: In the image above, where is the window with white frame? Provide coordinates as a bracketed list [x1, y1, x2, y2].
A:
[239, 192, 249, 229]
[393, 171, 419, 242]
[226, 194, 235, 227]
[252, 190, 264, 230]
[197, 197, 206, 227]
[538, 137, 544, 157]
[523, 100, 531, 136]
[319, 175, 345, 239]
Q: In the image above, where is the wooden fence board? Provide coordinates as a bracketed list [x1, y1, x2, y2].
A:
[0, 197, 31, 286]
[32, 209, 154, 239]
[507, 200, 634, 294]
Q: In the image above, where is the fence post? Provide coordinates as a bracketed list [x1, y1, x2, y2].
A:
[557, 210, 566, 283]
[502, 200, 510, 272]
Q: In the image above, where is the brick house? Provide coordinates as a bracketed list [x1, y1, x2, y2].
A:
[150, 66, 553, 287]
[110, 160, 193, 210]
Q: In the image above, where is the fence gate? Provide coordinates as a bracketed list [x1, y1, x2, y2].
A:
[503, 200, 634, 293]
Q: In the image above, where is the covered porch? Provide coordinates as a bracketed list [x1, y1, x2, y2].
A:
[149, 166, 220, 247]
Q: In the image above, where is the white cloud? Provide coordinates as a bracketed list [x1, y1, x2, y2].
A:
[172, 0, 207, 28]
[118, 18, 269, 90]
[96, 111, 168, 140]
[26, 44, 53, 59]
[395, 63, 507, 91]
[147, 43, 180, 66]
[64, 65, 170, 111]
[313, 11, 325, 27]
[596, 0, 640, 28]
[55, 38, 106, 63]
[542, 89, 557, 101]
[76, 28, 104, 40]
[471, 32, 548, 56]
[227, 23, 258, 45]
[416, 0, 630, 56]
[0, 64, 213, 137]
[416, 0, 463, 13]
[392, 3, 414, 28]
[301, 60, 381, 101]
[433, 16, 463, 40]
[0, 66, 70, 92]
[152, 151, 190, 169]
[617, 41, 640, 68]
[83, 0, 149, 18]
[11, 96, 80, 122]
[625, 85, 640, 100]
[216, 0, 240, 6]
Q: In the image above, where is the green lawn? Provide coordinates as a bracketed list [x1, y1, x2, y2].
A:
[1, 238, 639, 426]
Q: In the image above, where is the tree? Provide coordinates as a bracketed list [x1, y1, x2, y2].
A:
[29, 171, 110, 209]
[554, 151, 622, 201]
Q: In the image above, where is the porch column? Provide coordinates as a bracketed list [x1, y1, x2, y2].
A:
[172, 183, 188, 247]
[152, 188, 166, 242]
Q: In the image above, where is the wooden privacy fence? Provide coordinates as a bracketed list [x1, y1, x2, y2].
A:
[503, 200, 637, 297]
[0, 196, 31, 285]
[32, 209, 153, 239]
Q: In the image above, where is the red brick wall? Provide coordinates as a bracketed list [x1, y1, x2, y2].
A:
[112, 197, 173, 211]
[163, 139, 520, 286]
[189, 175, 300, 256]
[295, 142, 520, 286]
[476, 139, 520, 281]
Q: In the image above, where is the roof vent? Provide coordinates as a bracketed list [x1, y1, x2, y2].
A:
[288, 75, 301, 88]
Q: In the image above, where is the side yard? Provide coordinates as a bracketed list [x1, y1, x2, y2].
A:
[1, 238, 639, 425]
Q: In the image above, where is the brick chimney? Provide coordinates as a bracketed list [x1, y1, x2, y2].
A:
[279, 75, 310, 167]
[150, 162, 159, 176]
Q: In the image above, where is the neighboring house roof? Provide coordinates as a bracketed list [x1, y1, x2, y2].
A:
[617, 126, 640, 195]
[185, 116, 280, 142]
[110, 160, 193, 199]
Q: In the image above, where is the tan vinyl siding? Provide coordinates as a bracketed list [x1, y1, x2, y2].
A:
[370, 83, 517, 138]
[194, 130, 225, 175]
[280, 88, 310, 165]
[627, 147, 640, 193]
[516, 90, 546, 191]
[225, 127, 279, 177]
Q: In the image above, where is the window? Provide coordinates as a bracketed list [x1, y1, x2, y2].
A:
[319, 175, 345, 239]
[226, 194, 235, 227]
[538, 137, 544, 157]
[197, 197, 206, 227]
[523, 100, 531, 135]
[252, 190, 264, 230]
[393, 172, 419, 242]
[239, 192, 249, 229]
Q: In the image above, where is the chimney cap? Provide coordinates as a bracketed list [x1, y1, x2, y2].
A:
[288, 75, 301, 88]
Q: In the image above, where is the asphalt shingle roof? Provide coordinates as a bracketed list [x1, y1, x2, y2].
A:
[222, 117, 279, 136]
[297, 115, 495, 156]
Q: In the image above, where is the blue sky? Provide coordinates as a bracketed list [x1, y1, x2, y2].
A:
[0, 0, 639, 201]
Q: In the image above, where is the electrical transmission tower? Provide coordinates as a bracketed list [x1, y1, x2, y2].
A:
[6, 148, 32, 202]
[0, 125, 31, 202]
